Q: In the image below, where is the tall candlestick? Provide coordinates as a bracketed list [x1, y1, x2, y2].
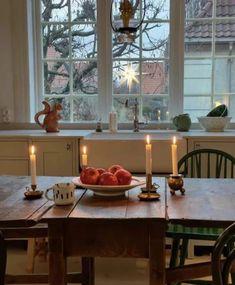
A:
[145, 135, 152, 175]
[30, 145, 37, 186]
[171, 136, 178, 176]
[82, 146, 88, 168]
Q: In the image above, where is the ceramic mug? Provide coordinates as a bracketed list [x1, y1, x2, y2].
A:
[45, 183, 75, 205]
[173, 113, 191, 132]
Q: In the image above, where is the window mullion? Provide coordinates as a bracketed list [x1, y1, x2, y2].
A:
[169, 0, 185, 118]
[97, 0, 112, 122]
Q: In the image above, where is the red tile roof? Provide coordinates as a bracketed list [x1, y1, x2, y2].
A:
[185, 0, 235, 41]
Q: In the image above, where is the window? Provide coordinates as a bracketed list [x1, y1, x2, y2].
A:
[33, 0, 235, 124]
[184, 0, 235, 121]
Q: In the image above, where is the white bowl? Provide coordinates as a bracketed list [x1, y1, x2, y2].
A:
[198, 116, 231, 132]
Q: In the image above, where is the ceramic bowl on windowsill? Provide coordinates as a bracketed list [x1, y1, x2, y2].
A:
[198, 116, 232, 132]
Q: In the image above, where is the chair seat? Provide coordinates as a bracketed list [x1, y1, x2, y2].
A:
[167, 224, 224, 240]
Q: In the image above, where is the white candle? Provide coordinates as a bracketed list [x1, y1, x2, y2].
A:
[166, 111, 169, 121]
[30, 145, 37, 186]
[145, 135, 152, 175]
[171, 136, 178, 176]
[82, 146, 88, 168]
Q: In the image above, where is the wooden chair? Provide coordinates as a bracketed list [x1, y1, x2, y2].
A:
[212, 222, 235, 285]
[167, 148, 235, 284]
[0, 230, 7, 285]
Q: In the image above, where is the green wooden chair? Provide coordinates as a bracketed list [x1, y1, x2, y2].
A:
[212, 222, 235, 285]
[167, 148, 235, 285]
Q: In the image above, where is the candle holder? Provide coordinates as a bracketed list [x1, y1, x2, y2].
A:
[138, 174, 160, 201]
[24, 184, 43, 200]
[168, 174, 185, 195]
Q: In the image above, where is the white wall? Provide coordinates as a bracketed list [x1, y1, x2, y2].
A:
[0, 0, 30, 123]
[0, 0, 14, 121]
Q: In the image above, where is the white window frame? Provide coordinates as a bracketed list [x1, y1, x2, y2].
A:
[30, 0, 185, 125]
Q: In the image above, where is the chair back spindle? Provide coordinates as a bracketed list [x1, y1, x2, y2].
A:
[178, 149, 235, 179]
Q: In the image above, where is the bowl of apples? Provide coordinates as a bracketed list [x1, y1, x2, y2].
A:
[72, 165, 145, 196]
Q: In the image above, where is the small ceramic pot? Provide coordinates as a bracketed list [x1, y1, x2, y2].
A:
[173, 113, 191, 132]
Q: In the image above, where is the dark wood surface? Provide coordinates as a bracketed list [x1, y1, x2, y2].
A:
[167, 178, 235, 228]
[0, 176, 72, 227]
[1, 176, 235, 285]
[42, 176, 167, 285]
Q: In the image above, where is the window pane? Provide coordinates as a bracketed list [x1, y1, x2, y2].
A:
[111, 0, 170, 123]
[185, 0, 213, 19]
[40, 0, 98, 122]
[113, 61, 140, 95]
[71, 24, 97, 58]
[73, 61, 98, 94]
[213, 95, 235, 119]
[142, 22, 169, 58]
[213, 95, 230, 108]
[184, 59, 212, 95]
[141, 60, 168, 95]
[215, 20, 235, 55]
[184, 96, 211, 121]
[43, 61, 70, 94]
[185, 20, 212, 55]
[73, 97, 98, 121]
[142, 96, 169, 121]
[71, 0, 97, 22]
[214, 58, 235, 94]
[112, 40, 140, 58]
[145, 0, 169, 20]
[44, 97, 71, 121]
[41, 0, 69, 22]
[42, 24, 69, 59]
[216, 0, 234, 17]
[113, 97, 139, 123]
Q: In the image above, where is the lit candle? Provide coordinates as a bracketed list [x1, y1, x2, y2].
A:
[158, 110, 161, 121]
[171, 136, 178, 176]
[145, 135, 152, 175]
[82, 146, 88, 168]
[30, 145, 37, 186]
[166, 111, 170, 121]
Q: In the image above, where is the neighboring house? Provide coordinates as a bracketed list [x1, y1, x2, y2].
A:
[184, 0, 235, 120]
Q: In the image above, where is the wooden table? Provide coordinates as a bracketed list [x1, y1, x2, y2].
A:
[166, 178, 235, 283]
[0, 176, 167, 285]
[0, 176, 235, 285]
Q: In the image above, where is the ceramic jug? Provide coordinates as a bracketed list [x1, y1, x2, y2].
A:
[173, 113, 191, 132]
[34, 101, 62, 132]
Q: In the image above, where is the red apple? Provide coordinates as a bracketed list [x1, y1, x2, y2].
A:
[98, 172, 119, 186]
[108, 164, 123, 174]
[80, 167, 100, 185]
[96, 168, 106, 175]
[115, 169, 132, 185]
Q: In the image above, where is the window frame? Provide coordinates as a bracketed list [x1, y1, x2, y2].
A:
[31, 0, 185, 125]
[30, 0, 234, 126]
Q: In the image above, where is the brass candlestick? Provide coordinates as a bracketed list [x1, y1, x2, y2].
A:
[168, 174, 185, 195]
[24, 184, 43, 200]
[138, 174, 160, 201]
[31, 184, 37, 191]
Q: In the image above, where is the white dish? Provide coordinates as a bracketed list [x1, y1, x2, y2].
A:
[198, 116, 231, 132]
[72, 176, 145, 196]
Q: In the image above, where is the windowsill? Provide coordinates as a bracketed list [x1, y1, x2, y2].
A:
[0, 123, 234, 140]
[0, 122, 234, 131]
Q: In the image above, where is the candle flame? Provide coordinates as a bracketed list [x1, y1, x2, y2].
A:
[31, 145, 35, 155]
[146, 135, 151, 144]
[173, 136, 176, 144]
[83, 146, 87, 155]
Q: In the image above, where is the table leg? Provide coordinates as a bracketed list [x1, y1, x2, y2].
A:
[149, 221, 166, 285]
[48, 222, 66, 285]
